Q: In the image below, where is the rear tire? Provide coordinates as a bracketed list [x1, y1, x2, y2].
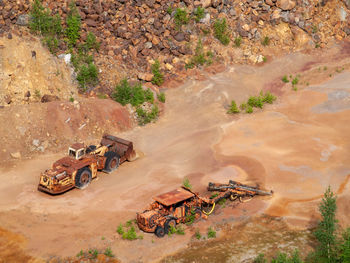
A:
[75, 167, 92, 189]
[104, 151, 120, 173]
[155, 225, 165, 238]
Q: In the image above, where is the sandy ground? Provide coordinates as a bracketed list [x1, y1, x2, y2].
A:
[0, 43, 350, 262]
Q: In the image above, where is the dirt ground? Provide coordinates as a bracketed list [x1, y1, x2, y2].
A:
[0, 42, 350, 262]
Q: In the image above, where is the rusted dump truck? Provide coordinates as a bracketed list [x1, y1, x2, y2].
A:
[38, 134, 137, 194]
[136, 180, 272, 237]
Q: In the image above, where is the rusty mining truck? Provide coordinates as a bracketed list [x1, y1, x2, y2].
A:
[136, 180, 272, 237]
[38, 134, 137, 194]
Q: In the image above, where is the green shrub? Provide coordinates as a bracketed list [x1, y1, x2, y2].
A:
[240, 103, 247, 110]
[76, 63, 98, 89]
[136, 105, 159, 125]
[86, 32, 100, 51]
[122, 226, 138, 240]
[213, 18, 230, 45]
[151, 60, 164, 86]
[43, 35, 59, 54]
[176, 225, 185, 235]
[195, 230, 201, 240]
[291, 77, 299, 86]
[207, 227, 216, 238]
[262, 36, 270, 46]
[185, 39, 213, 69]
[194, 6, 205, 22]
[246, 105, 253, 114]
[261, 91, 276, 104]
[282, 75, 289, 83]
[340, 228, 350, 262]
[144, 88, 154, 103]
[167, 5, 173, 15]
[157, 92, 166, 103]
[234, 36, 242, 47]
[210, 193, 219, 199]
[227, 100, 240, 114]
[183, 178, 192, 190]
[76, 250, 83, 258]
[104, 247, 114, 257]
[88, 249, 98, 259]
[247, 96, 264, 109]
[174, 8, 189, 28]
[66, 1, 81, 48]
[254, 254, 267, 263]
[263, 56, 267, 63]
[117, 223, 124, 235]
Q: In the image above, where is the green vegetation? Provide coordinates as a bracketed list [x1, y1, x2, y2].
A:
[210, 193, 219, 199]
[157, 92, 166, 103]
[75, 62, 98, 89]
[282, 75, 289, 83]
[201, 28, 210, 35]
[65, 1, 81, 48]
[195, 229, 202, 240]
[207, 227, 216, 239]
[248, 95, 264, 109]
[117, 221, 143, 241]
[34, 89, 41, 99]
[312, 24, 318, 34]
[86, 32, 100, 51]
[183, 178, 192, 190]
[227, 100, 240, 114]
[213, 18, 230, 46]
[136, 105, 159, 126]
[104, 247, 114, 257]
[217, 198, 227, 206]
[168, 225, 185, 236]
[185, 209, 197, 225]
[291, 77, 299, 86]
[235, 91, 277, 114]
[151, 60, 164, 86]
[174, 8, 189, 28]
[234, 36, 242, 47]
[97, 93, 108, 99]
[167, 5, 173, 15]
[29, 0, 62, 54]
[185, 39, 213, 69]
[262, 36, 270, 46]
[88, 249, 99, 259]
[246, 105, 253, 114]
[194, 6, 205, 22]
[263, 56, 267, 63]
[255, 187, 350, 262]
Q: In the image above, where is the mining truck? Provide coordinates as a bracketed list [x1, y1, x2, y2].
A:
[136, 180, 272, 237]
[38, 134, 137, 194]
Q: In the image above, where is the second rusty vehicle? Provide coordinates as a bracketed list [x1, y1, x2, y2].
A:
[136, 180, 272, 237]
[38, 134, 137, 194]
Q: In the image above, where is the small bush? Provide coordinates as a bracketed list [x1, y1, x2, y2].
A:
[240, 103, 247, 110]
[122, 226, 138, 240]
[167, 5, 173, 15]
[247, 96, 264, 109]
[246, 105, 253, 114]
[234, 36, 242, 47]
[76, 62, 98, 89]
[76, 250, 83, 258]
[213, 18, 230, 45]
[157, 92, 166, 103]
[207, 227, 216, 238]
[175, 225, 185, 235]
[185, 39, 213, 69]
[282, 75, 289, 83]
[66, 1, 81, 48]
[261, 91, 276, 104]
[195, 230, 201, 240]
[151, 60, 164, 86]
[88, 249, 98, 259]
[210, 193, 219, 199]
[183, 178, 192, 190]
[85, 32, 100, 51]
[227, 100, 240, 114]
[254, 254, 267, 263]
[117, 224, 124, 235]
[104, 247, 114, 257]
[174, 8, 189, 28]
[185, 209, 197, 225]
[263, 56, 267, 63]
[291, 77, 299, 86]
[144, 88, 154, 103]
[194, 6, 205, 22]
[136, 105, 159, 125]
[43, 35, 59, 54]
[261, 36, 270, 46]
[113, 79, 150, 107]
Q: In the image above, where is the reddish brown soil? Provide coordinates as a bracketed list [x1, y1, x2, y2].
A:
[1, 43, 350, 262]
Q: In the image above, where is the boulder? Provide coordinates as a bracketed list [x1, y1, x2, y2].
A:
[276, 0, 296, 11]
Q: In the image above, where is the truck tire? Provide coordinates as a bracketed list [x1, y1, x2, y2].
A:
[104, 151, 120, 173]
[155, 226, 165, 238]
[164, 218, 177, 234]
[75, 167, 92, 189]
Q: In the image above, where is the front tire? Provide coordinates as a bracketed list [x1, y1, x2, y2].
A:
[155, 225, 165, 238]
[104, 151, 120, 173]
[164, 218, 177, 234]
[75, 167, 92, 189]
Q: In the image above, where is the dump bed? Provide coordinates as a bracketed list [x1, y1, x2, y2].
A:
[153, 188, 194, 207]
[100, 134, 136, 162]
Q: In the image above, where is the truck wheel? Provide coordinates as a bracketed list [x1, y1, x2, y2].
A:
[104, 151, 120, 173]
[155, 226, 165, 238]
[75, 167, 92, 189]
[164, 218, 177, 234]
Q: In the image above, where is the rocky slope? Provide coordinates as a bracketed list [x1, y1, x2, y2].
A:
[1, 0, 350, 93]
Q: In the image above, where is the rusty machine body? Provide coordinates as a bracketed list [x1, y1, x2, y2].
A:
[136, 180, 272, 237]
[38, 134, 136, 194]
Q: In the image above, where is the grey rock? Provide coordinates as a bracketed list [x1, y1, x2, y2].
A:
[16, 14, 29, 26]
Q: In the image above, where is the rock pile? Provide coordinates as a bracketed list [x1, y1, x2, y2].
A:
[1, 0, 350, 88]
